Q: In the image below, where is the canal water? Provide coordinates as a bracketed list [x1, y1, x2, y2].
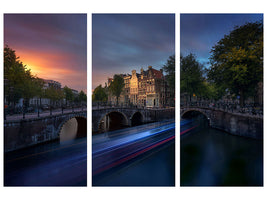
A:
[181, 123, 263, 186]
[4, 117, 87, 186]
[93, 141, 175, 186]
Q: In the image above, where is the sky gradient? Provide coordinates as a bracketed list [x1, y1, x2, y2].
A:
[92, 14, 175, 89]
[4, 14, 87, 93]
[180, 14, 263, 67]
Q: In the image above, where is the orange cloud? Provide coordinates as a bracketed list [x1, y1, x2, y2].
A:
[16, 49, 78, 79]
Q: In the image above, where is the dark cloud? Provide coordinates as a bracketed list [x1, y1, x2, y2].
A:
[92, 14, 175, 89]
[181, 14, 263, 66]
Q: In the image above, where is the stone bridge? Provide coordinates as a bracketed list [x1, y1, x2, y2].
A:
[4, 111, 87, 152]
[92, 107, 175, 133]
[181, 106, 263, 139]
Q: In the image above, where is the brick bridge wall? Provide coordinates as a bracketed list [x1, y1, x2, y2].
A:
[92, 108, 175, 133]
[181, 107, 263, 139]
[4, 111, 87, 152]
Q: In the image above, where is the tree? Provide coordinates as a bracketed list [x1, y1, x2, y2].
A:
[4, 46, 26, 106]
[208, 21, 263, 106]
[92, 85, 107, 102]
[163, 55, 175, 91]
[33, 78, 45, 107]
[109, 74, 125, 105]
[45, 86, 63, 107]
[180, 53, 206, 101]
[63, 86, 74, 106]
[78, 90, 87, 104]
[4, 45, 43, 108]
[22, 72, 45, 108]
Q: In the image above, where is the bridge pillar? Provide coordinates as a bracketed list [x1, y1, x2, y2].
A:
[103, 115, 110, 132]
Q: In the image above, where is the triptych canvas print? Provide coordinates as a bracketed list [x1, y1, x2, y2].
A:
[3, 13, 263, 187]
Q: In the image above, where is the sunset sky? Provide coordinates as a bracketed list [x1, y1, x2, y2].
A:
[92, 14, 175, 89]
[4, 14, 87, 93]
[180, 13, 263, 67]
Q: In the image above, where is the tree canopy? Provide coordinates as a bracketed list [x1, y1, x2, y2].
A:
[45, 86, 64, 106]
[79, 90, 87, 103]
[163, 55, 175, 91]
[92, 85, 107, 102]
[208, 21, 263, 106]
[180, 53, 206, 99]
[4, 45, 44, 106]
[109, 74, 125, 105]
[63, 86, 74, 105]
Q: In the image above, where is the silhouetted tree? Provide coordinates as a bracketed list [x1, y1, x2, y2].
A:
[63, 86, 74, 106]
[4, 45, 44, 109]
[79, 90, 87, 103]
[163, 55, 175, 91]
[109, 75, 125, 106]
[92, 85, 107, 102]
[180, 53, 206, 101]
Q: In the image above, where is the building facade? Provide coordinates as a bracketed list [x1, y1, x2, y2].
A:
[108, 66, 174, 108]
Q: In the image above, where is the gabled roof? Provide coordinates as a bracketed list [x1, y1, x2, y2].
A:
[150, 68, 163, 79]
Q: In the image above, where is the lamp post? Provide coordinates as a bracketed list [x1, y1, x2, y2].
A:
[37, 99, 40, 117]
[23, 100, 25, 119]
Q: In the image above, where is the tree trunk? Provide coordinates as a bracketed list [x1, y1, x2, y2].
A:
[39, 97, 42, 107]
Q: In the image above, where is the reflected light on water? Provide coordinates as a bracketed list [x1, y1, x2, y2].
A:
[60, 118, 78, 142]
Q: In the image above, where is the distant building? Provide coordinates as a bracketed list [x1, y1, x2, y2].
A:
[71, 89, 79, 97]
[43, 79, 61, 90]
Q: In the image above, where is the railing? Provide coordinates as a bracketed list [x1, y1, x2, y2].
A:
[92, 101, 174, 110]
[181, 101, 263, 117]
[4, 106, 87, 121]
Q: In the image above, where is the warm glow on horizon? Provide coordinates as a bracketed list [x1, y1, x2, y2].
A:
[4, 14, 87, 92]
[15, 49, 82, 85]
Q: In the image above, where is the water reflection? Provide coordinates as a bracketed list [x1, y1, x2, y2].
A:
[181, 127, 263, 186]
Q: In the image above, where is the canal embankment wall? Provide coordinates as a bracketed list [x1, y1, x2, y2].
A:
[210, 110, 263, 139]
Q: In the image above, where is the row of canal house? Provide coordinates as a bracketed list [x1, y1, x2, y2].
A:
[108, 66, 174, 108]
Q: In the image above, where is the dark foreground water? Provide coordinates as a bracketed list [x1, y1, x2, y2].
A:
[4, 137, 87, 186]
[181, 127, 263, 186]
[93, 142, 175, 186]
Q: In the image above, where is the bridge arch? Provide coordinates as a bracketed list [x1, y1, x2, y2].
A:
[131, 111, 144, 126]
[58, 115, 87, 142]
[98, 111, 129, 133]
[181, 109, 211, 127]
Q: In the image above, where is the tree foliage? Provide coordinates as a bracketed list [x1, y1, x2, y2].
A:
[109, 74, 125, 105]
[63, 86, 74, 105]
[208, 21, 263, 106]
[79, 90, 87, 103]
[180, 53, 206, 99]
[92, 85, 107, 102]
[163, 55, 175, 91]
[4, 45, 44, 107]
[45, 86, 64, 105]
